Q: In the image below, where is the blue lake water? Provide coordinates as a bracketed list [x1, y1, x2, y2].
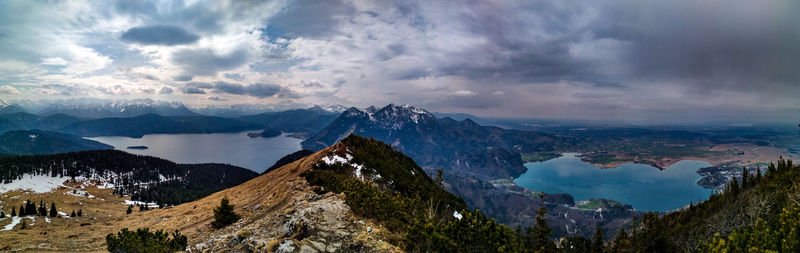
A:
[514, 153, 715, 212]
[88, 133, 302, 173]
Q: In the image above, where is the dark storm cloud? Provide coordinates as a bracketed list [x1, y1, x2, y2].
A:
[172, 48, 249, 76]
[120, 25, 199, 46]
[182, 82, 212, 94]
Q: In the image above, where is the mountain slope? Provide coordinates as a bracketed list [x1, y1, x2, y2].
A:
[239, 106, 339, 135]
[0, 112, 85, 132]
[0, 150, 258, 205]
[114, 136, 401, 252]
[0, 99, 26, 114]
[0, 129, 112, 155]
[302, 104, 559, 178]
[59, 114, 261, 137]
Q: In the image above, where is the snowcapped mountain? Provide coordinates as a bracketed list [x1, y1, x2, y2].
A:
[0, 99, 26, 114]
[35, 99, 198, 118]
[301, 103, 558, 179]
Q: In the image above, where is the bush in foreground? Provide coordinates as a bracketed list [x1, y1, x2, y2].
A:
[106, 228, 187, 253]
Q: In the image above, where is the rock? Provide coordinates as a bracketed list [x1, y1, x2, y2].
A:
[300, 244, 319, 253]
[366, 226, 372, 233]
[276, 240, 295, 253]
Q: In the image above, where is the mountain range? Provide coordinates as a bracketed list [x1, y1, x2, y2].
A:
[0, 129, 112, 155]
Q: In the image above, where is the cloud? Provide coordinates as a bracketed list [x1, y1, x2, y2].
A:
[212, 81, 299, 98]
[208, 96, 227, 101]
[492, 91, 505, 96]
[121, 25, 199, 46]
[0, 85, 19, 94]
[159, 87, 174, 94]
[172, 48, 249, 76]
[450, 90, 477, 97]
[182, 83, 208, 94]
[41, 57, 68, 66]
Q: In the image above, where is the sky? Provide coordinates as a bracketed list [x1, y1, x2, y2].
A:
[0, 0, 798, 123]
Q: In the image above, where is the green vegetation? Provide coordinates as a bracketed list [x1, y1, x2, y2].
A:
[105, 228, 187, 253]
[576, 199, 625, 210]
[521, 152, 562, 163]
[211, 198, 240, 229]
[303, 135, 594, 252]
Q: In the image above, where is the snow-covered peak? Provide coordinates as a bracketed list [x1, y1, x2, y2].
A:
[373, 103, 434, 126]
[0, 99, 8, 107]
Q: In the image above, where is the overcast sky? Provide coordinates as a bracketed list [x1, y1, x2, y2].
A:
[0, 0, 798, 123]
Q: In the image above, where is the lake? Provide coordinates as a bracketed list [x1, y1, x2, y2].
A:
[514, 153, 715, 212]
[88, 132, 303, 173]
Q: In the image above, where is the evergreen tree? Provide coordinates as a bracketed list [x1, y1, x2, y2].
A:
[70, 210, 76, 217]
[49, 202, 57, 217]
[126, 205, 133, 215]
[741, 167, 749, 188]
[19, 205, 24, 216]
[0, 211, 5, 218]
[37, 200, 47, 216]
[25, 200, 35, 215]
[11, 207, 16, 217]
[592, 225, 605, 253]
[77, 209, 82, 217]
[756, 167, 762, 182]
[527, 193, 555, 251]
[611, 227, 630, 252]
[211, 198, 240, 229]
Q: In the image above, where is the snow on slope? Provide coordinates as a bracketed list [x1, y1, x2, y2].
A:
[0, 175, 71, 193]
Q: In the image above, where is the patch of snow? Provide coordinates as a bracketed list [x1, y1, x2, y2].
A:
[322, 155, 350, 165]
[124, 200, 159, 208]
[29, 134, 38, 139]
[0, 217, 21, 231]
[0, 174, 70, 193]
[453, 211, 463, 220]
[45, 217, 50, 223]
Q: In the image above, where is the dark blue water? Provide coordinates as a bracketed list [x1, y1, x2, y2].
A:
[514, 153, 714, 212]
[88, 133, 302, 173]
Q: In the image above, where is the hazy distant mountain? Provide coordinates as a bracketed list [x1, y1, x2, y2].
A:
[0, 99, 26, 114]
[59, 114, 261, 138]
[35, 98, 198, 118]
[0, 112, 85, 132]
[0, 129, 112, 155]
[239, 106, 339, 134]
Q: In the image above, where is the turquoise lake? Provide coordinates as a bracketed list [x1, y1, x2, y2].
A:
[514, 153, 715, 212]
[88, 132, 302, 173]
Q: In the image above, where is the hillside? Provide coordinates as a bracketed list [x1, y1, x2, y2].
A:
[239, 106, 339, 136]
[0, 129, 112, 155]
[0, 150, 258, 205]
[59, 114, 261, 138]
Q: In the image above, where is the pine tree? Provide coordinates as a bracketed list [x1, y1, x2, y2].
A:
[11, 207, 16, 217]
[0, 211, 5, 218]
[38, 200, 47, 216]
[527, 193, 555, 251]
[71, 210, 76, 217]
[20, 219, 26, 229]
[741, 167, 749, 188]
[211, 198, 240, 229]
[592, 225, 605, 253]
[756, 167, 762, 182]
[127, 205, 133, 214]
[77, 209, 82, 217]
[19, 205, 25, 216]
[611, 227, 630, 252]
[49, 202, 57, 217]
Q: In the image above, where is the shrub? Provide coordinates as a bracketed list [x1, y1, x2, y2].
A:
[106, 228, 187, 253]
